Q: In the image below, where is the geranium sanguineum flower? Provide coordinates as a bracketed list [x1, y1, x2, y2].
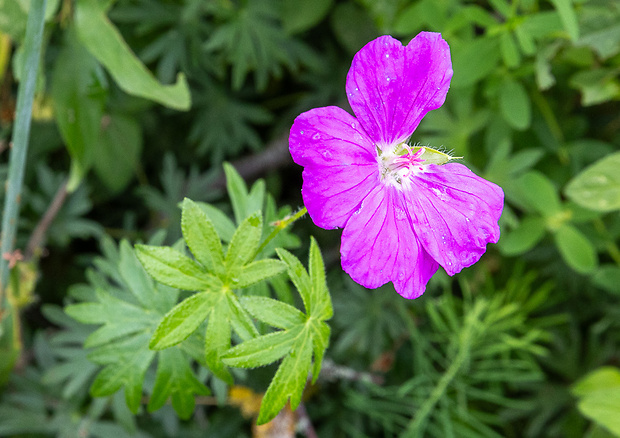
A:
[289, 33, 504, 299]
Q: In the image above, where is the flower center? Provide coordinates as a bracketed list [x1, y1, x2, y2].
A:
[377, 144, 456, 188]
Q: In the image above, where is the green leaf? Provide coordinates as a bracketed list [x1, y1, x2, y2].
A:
[135, 244, 220, 291]
[565, 152, 620, 212]
[451, 37, 501, 88]
[235, 259, 285, 288]
[226, 293, 260, 341]
[276, 247, 312, 312]
[51, 29, 106, 185]
[66, 289, 154, 348]
[500, 32, 521, 68]
[89, 333, 156, 413]
[149, 291, 219, 350]
[310, 322, 330, 384]
[549, 0, 579, 41]
[205, 297, 233, 383]
[225, 212, 262, 271]
[330, 2, 378, 54]
[309, 237, 332, 320]
[573, 367, 620, 436]
[553, 224, 598, 274]
[498, 216, 546, 255]
[92, 113, 142, 193]
[282, 0, 332, 34]
[592, 265, 620, 295]
[257, 330, 313, 425]
[517, 171, 562, 215]
[181, 198, 224, 274]
[223, 162, 262, 224]
[499, 78, 531, 131]
[573, 367, 620, 397]
[240, 296, 306, 329]
[221, 327, 302, 368]
[147, 348, 209, 419]
[197, 202, 237, 242]
[74, 0, 190, 110]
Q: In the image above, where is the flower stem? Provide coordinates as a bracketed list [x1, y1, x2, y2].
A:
[0, 0, 47, 304]
[255, 206, 308, 256]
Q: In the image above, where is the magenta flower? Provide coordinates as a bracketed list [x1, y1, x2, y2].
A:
[289, 33, 504, 299]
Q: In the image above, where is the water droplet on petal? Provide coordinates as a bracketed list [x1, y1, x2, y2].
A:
[312, 133, 321, 140]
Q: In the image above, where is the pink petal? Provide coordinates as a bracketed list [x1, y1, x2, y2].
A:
[406, 163, 504, 276]
[340, 185, 439, 299]
[346, 33, 453, 147]
[289, 106, 378, 230]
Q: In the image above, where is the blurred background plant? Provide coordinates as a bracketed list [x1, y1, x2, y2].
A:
[1, 0, 619, 436]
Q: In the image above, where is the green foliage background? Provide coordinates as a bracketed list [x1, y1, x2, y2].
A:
[1, 0, 620, 436]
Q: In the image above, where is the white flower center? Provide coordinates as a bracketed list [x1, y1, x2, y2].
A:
[377, 144, 456, 188]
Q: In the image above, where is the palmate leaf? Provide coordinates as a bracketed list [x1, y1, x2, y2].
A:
[203, 0, 313, 91]
[221, 237, 332, 425]
[139, 198, 283, 382]
[63, 238, 207, 416]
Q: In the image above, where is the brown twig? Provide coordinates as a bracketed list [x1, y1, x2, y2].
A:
[25, 179, 69, 260]
[296, 402, 319, 438]
[213, 131, 291, 189]
[320, 358, 384, 385]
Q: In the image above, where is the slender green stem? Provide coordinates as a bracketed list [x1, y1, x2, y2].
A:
[255, 206, 308, 256]
[0, 1, 47, 303]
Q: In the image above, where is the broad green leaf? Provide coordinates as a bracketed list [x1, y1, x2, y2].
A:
[573, 367, 620, 397]
[225, 212, 262, 270]
[549, 0, 579, 41]
[221, 327, 302, 368]
[570, 68, 620, 106]
[74, 0, 190, 110]
[565, 152, 620, 212]
[276, 247, 312, 312]
[241, 296, 306, 329]
[451, 37, 501, 88]
[329, 2, 378, 53]
[51, 29, 106, 186]
[499, 78, 531, 130]
[135, 244, 220, 291]
[553, 224, 597, 274]
[517, 171, 562, 215]
[205, 297, 233, 383]
[147, 348, 209, 419]
[235, 259, 285, 288]
[498, 216, 546, 255]
[92, 113, 142, 193]
[257, 330, 313, 425]
[282, 0, 332, 34]
[573, 367, 620, 436]
[592, 265, 620, 295]
[149, 291, 219, 350]
[181, 198, 224, 274]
